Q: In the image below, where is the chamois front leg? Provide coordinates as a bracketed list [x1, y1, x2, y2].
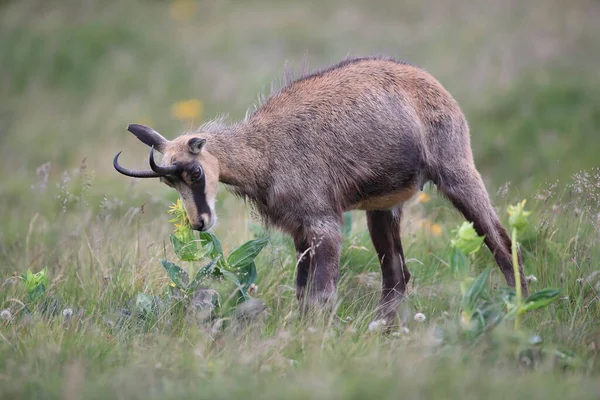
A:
[293, 219, 342, 314]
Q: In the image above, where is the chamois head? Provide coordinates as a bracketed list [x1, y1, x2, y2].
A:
[113, 124, 220, 231]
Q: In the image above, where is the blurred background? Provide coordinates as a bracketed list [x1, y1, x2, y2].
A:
[0, 0, 598, 244]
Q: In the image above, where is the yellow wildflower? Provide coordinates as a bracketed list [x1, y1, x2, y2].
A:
[418, 192, 430, 203]
[171, 99, 203, 121]
[418, 219, 443, 237]
[170, 0, 197, 21]
[430, 223, 443, 236]
[168, 199, 193, 242]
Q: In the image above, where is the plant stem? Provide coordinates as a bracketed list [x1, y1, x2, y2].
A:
[511, 227, 522, 329]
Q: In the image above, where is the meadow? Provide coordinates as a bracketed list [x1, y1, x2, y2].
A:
[1, 0, 599, 398]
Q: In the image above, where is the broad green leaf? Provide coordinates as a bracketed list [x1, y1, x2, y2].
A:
[521, 289, 562, 312]
[170, 234, 205, 262]
[23, 268, 49, 301]
[238, 261, 257, 288]
[227, 238, 269, 269]
[188, 258, 219, 293]
[28, 285, 47, 302]
[459, 277, 474, 296]
[199, 231, 224, 259]
[135, 293, 154, 317]
[461, 267, 491, 314]
[498, 287, 517, 309]
[449, 246, 469, 277]
[220, 268, 242, 287]
[220, 268, 250, 301]
[160, 259, 189, 290]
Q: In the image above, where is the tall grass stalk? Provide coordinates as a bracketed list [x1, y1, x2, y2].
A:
[511, 227, 522, 330]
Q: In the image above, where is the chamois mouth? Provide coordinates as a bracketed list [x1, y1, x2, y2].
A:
[191, 220, 205, 231]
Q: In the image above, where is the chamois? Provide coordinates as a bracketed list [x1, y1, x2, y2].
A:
[114, 56, 528, 323]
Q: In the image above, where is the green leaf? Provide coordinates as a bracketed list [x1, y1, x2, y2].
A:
[521, 289, 562, 312]
[220, 269, 242, 287]
[188, 258, 219, 293]
[449, 246, 469, 277]
[160, 259, 189, 290]
[238, 261, 257, 288]
[221, 268, 248, 299]
[461, 267, 491, 314]
[227, 238, 269, 269]
[170, 234, 206, 262]
[498, 287, 517, 309]
[199, 231, 224, 259]
[23, 268, 49, 301]
[135, 293, 154, 317]
[220, 268, 251, 302]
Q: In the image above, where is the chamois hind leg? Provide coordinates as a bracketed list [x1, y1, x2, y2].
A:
[293, 218, 342, 314]
[435, 166, 528, 296]
[366, 207, 410, 326]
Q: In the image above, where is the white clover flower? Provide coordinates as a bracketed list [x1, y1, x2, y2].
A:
[526, 275, 538, 283]
[414, 312, 426, 322]
[529, 335, 543, 345]
[367, 319, 387, 332]
[62, 308, 73, 318]
[0, 309, 11, 320]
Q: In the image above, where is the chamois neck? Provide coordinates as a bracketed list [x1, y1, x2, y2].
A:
[203, 124, 264, 190]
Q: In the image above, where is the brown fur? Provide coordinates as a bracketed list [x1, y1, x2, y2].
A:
[123, 56, 528, 324]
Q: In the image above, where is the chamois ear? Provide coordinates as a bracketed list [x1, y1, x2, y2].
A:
[127, 124, 168, 153]
[187, 137, 206, 154]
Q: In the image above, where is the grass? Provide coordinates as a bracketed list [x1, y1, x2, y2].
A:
[1, 0, 599, 398]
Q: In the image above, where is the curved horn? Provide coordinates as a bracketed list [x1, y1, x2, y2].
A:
[113, 152, 163, 178]
[149, 146, 179, 175]
[127, 123, 168, 152]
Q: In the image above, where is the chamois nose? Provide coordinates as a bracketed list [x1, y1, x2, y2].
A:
[191, 220, 205, 231]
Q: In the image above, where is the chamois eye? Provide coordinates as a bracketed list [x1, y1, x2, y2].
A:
[190, 168, 203, 182]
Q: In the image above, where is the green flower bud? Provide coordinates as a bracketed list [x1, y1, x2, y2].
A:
[451, 222, 485, 255]
[507, 199, 532, 234]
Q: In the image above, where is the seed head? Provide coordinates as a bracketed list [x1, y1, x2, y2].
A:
[368, 319, 388, 332]
[414, 312, 426, 322]
[526, 275, 538, 283]
[0, 309, 12, 321]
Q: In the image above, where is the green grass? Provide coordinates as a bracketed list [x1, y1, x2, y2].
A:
[1, 0, 600, 398]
